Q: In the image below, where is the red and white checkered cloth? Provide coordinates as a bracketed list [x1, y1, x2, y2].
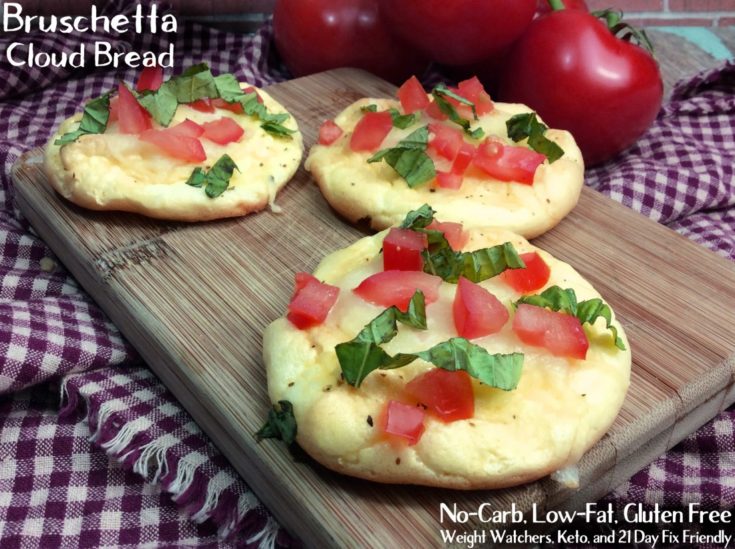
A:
[0, 1, 733, 545]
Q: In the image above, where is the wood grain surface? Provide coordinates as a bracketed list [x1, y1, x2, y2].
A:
[12, 68, 735, 547]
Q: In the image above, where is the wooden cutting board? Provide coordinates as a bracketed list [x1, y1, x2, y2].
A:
[11, 68, 735, 547]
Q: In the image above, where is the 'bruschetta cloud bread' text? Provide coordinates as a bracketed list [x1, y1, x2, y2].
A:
[306, 76, 583, 238]
[261, 205, 630, 489]
[45, 64, 303, 222]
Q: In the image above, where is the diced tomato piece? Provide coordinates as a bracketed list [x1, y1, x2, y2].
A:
[429, 123, 463, 161]
[397, 75, 430, 114]
[108, 96, 119, 123]
[242, 87, 264, 103]
[426, 221, 468, 250]
[501, 252, 551, 294]
[513, 304, 589, 359]
[286, 272, 340, 329]
[117, 82, 152, 135]
[426, 99, 448, 121]
[453, 277, 509, 339]
[293, 272, 319, 294]
[189, 98, 215, 113]
[381, 400, 425, 445]
[406, 369, 474, 422]
[211, 98, 244, 114]
[201, 117, 245, 145]
[136, 66, 164, 92]
[353, 271, 442, 312]
[350, 111, 393, 152]
[452, 143, 476, 175]
[383, 228, 427, 271]
[139, 129, 206, 163]
[318, 119, 343, 146]
[457, 76, 494, 115]
[436, 171, 462, 190]
[167, 119, 204, 138]
[473, 139, 546, 184]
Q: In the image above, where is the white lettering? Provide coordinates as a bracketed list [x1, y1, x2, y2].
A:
[3, 3, 24, 32]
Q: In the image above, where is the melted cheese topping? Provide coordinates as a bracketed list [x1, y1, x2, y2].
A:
[263, 229, 631, 489]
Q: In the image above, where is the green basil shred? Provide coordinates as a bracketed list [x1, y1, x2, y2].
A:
[515, 286, 626, 350]
[506, 113, 564, 163]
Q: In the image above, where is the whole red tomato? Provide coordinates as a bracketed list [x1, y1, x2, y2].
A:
[377, 0, 537, 66]
[499, 9, 663, 166]
[273, 0, 428, 84]
[536, 0, 588, 15]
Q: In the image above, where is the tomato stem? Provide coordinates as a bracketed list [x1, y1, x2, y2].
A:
[547, 0, 566, 10]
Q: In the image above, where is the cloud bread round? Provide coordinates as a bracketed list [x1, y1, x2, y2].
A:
[306, 98, 584, 238]
[44, 86, 303, 222]
[263, 228, 630, 489]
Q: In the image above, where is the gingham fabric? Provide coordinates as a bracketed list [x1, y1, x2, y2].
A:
[0, 1, 734, 546]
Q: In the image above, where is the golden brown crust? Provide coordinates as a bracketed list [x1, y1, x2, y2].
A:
[305, 98, 584, 238]
[263, 229, 631, 489]
[44, 86, 303, 222]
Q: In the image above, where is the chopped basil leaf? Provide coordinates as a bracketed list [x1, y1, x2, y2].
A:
[55, 92, 111, 145]
[213, 73, 244, 101]
[516, 286, 626, 350]
[431, 83, 485, 139]
[368, 126, 435, 187]
[255, 400, 297, 445]
[336, 291, 427, 386]
[185, 154, 239, 198]
[185, 167, 206, 188]
[360, 104, 378, 113]
[137, 83, 179, 127]
[388, 108, 417, 129]
[170, 64, 218, 103]
[412, 339, 523, 390]
[204, 154, 239, 198]
[400, 203, 436, 231]
[506, 113, 564, 163]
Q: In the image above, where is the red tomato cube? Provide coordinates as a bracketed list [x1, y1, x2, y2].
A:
[108, 96, 119, 123]
[457, 76, 494, 115]
[139, 129, 206, 163]
[318, 119, 344, 146]
[473, 139, 546, 184]
[201, 117, 245, 145]
[353, 270, 442, 312]
[451, 143, 476, 175]
[117, 82, 152, 135]
[287, 272, 340, 330]
[211, 98, 244, 114]
[426, 221, 468, 250]
[406, 369, 474, 422]
[453, 277, 509, 339]
[513, 304, 589, 359]
[167, 119, 204, 138]
[350, 111, 393, 152]
[436, 171, 463, 190]
[429, 123, 464, 162]
[189, 99, 215, 113]
[397, 75, 430, 113]
[383, 228, 427, 271]
[381, 400, 425, 445]
[136, 66, 164, 92]
[501, 252, 551, 294]
[426, 99, 448, 121]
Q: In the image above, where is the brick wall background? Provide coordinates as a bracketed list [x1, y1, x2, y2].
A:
[589, 0, 735, 27]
